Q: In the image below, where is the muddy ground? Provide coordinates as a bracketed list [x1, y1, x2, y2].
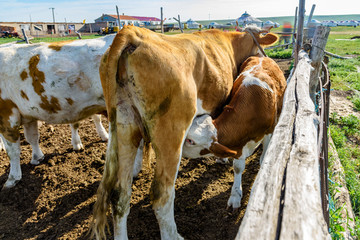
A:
[0, 59, 292, 240]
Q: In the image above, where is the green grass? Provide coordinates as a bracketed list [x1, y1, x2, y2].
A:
[330, 113, 360, 238]
[265, 48, 292, 59]
[351, 95, 360, 111]
[326, 31, 360, 91]
[327, 58, 360, 91]
[0, 34, 102, 45]
[326, 26, 360, 238]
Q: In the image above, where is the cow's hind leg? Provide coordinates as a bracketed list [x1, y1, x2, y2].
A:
[70, 122, 84, 151]
[1, 135, 21, 189]
[150, 105, 195, 240]
[0, 137, 4, 152]
[260, 133, 272, 165]
[23, 121, 45, 165]
[0, 107, 22, 189]
[228, 140, 261, 209]
[93, 107, 141, 240]
[92, 114, 109, 141]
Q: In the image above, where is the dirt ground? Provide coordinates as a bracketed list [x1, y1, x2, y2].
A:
[0, 59, 291, 240]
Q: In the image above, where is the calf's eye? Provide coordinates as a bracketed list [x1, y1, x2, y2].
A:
[185, 138, 195, 145]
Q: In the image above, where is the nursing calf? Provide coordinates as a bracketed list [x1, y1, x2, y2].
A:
[0, 35, 115, 189]
[183, 56, 287, 209]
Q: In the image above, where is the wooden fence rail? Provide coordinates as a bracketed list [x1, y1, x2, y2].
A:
[236, 50, 330, 240]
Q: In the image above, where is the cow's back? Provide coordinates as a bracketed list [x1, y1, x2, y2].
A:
[103, 26, 237, 121]
[0, 35, 114, 123]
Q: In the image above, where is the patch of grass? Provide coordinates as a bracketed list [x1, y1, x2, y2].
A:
[330, 113, 360, 138]
[265, 48, 292, 59]
[351, 95, 360, 111]
[0, 37, 19, 44]
[327, 58, 360, 91]
[327, 31, 360, 56]
[330, 113, 360, 238]
[0, 34, 102, 45]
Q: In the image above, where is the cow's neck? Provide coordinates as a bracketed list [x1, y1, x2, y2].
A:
[231, 32, 257, 74]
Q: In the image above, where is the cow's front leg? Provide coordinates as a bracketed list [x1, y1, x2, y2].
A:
[70, 122, 84, 150]
[228, 140, 260, 209]
[227, 155, 246, 209]
[24, 121, 45, 165]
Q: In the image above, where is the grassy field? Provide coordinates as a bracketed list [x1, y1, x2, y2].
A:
[324, 27, 360, 239]
[0, 34, 102, 45]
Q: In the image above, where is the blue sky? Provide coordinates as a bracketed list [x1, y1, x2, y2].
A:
[0, 0, 359, 23]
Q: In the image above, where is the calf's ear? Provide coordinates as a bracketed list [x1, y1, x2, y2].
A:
[259, 33, 279, 46]
[209, 142, 237, 158]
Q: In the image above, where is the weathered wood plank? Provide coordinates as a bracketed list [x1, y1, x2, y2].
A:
[235, 57, 297, 240]
[279, 51, 330, 239]
[309, 26, 330, 103]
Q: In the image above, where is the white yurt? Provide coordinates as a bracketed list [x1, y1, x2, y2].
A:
[235, 11, 263, 27]
[306, 19, 322, 28]
[263, 20, 275, 28]
[322, 21, 337, 27]
[186, 19, 200, 29]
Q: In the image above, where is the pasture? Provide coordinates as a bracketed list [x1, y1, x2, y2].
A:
[0, 26, 359, 239]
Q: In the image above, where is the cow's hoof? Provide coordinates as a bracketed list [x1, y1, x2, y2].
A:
[73, 143, 84, 151]
[30, 154, 45, 165]
[100, 132, 109, 142]
[216, 158, 229, 164]
[176, 234, 184, 240]
[2, 176, 21, 190]
[227, 189, 243, 209]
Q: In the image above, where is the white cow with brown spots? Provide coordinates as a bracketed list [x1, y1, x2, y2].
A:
[183, 56, 287, 209]
[93, 26, 278, 239]
[0, 34, 115, 189]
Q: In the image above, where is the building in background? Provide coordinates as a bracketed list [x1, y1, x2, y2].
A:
[94, 14, 161, 27]
[0, 21, 84, 37]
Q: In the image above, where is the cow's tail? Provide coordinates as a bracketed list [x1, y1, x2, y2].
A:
[92, 26, 140, 240]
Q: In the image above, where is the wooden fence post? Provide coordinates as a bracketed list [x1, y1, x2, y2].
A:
[116, 5, 121, 28]
[292, 7, 298, 56]
[161, 7, 164, 34]
[294, 0, 305, 67]
[309, 26, 330, 103]
[173, 15, 183, 33]
[307, 4, 316, 28]
[21, 29, 30, 44]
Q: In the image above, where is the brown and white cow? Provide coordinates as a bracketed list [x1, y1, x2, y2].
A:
[93, 26, 278, 239]
[183, 56, 287, 209]
[0, 34, 116, 189]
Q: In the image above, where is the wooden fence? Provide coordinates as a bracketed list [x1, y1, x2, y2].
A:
[235, 20, 334, 238]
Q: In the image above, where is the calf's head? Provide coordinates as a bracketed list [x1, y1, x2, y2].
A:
[183, 115, 237, 159]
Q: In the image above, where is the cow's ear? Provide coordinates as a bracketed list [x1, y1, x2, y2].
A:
[259, 33, 279, 46]
[209, 142, 237, 158]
